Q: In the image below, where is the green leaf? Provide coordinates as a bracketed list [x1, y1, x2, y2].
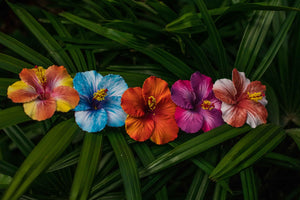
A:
[185, 169, 210, 200]
[70, 133, 103, 200]
[140, 125, 250, 177]
[0, 106, 31, 130]
[0, 32, 52, 66]
[286, 128, 300, 150]
[8, 3, 76, 73]
[240, 167, 258, 200]
[262, 152, 300, 170]
[107, 131, 142, 200]
[0, 78, 18, 96]
[251, 0, 300, 80]
[0, 53, 31, 74]
[44, 11, 87, 72]
[193, 0, 230, 77]
[0, 174, 12, 190]
[3, 125, 35, 156]
[60, 12, 193, 79]
[2, 119, 79, 200]
[210, 124, 285, 181]
[234, 0, 279, 75]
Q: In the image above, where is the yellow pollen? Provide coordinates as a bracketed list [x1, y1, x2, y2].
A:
[93, 89, 108, 101]
[201, 100, 215, 110]
[34, 66, 46, 84]
[148, 96, 156, 111]
[248, 92, 263, 102]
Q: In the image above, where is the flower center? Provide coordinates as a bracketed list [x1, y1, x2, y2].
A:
[93, 89, 108, 101]
[34, 66, 46, 84]
[201, 100, 215, 110]
[248, 92, 264, 102]
[148, 96, 156, 111]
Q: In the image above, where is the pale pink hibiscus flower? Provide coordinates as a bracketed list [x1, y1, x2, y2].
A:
[213, 68, 268, 128]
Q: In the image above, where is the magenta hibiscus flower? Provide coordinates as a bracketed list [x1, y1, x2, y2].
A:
[171, 72, 223, 133]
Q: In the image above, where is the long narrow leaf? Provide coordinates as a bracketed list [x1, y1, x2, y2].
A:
[0, 106, 31, 129]
[8, 3, 76, 72]
[107, 131, 142, 200]
[240, 167, 258, 200]
[0, 53, 31, 74]
[0, 78, 18, 96]
[70, 133, 103, 200]
[2, 119, 80, 200]
[60, 12, 193, 79]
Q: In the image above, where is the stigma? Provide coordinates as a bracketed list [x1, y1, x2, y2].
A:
[93, 89, 108, 101]
[248, 92, 264, 102]
[148, 96, 156, 111]
[201, 100, 215, 110]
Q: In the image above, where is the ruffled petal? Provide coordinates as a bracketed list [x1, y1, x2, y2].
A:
[75, 108, 107, 132]
[23, 98, 56, 121]
[125, 115, 154, 142]
[232, 68, 250, 97]
[45, 65, 73, 90]
[142, 76, 170, 104]
[213, 78, 237, 105]
[151, 114, 179, 145]
[74, 95, 92, 111]
[52, 86, 80, 112]
[174, 106, 203, 133]
[7, 81, 38, 103]
[98, 74, 128, 97]
[200, 108, 223, 132]
[171, 80, 195, 110]
[73, 70, 103, 97]
[104, 96, 127, 127]
[239, 99, 268, 128]
[121, 87, 146, 117]
[221, 102, 247, 127]
[19, 68, 43, 93]
[191, 71, 213, 101]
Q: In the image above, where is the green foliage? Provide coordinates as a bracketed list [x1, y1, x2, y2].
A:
[0, 0, 299, 199]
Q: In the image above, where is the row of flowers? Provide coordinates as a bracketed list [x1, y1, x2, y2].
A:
[7, 65, 268, 144]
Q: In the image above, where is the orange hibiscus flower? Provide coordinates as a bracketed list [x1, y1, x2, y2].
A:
[121, 76, 179, 145]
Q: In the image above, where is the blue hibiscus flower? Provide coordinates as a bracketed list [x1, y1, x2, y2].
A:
[73, 70, 128, 132]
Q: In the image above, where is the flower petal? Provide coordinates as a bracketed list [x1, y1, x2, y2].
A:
[121, 87, 146, 117]
[232, 68, 250, 97]
[52, 86, 80, 112]
[142, 76, 170, 104]
[221, 102, 247, 127]
[7, 81, 38, 103]
[104, 96, 127, 127]
[23, 98, 56, 121]
[75, 108, 107, 132]
[19, 68, 43, 93]
[45, 65, 73, 90]
[191, 71, 213, 101]
[171, 80, 195, 109]
[74, 95, 92, 111]
[99, 74, 128, 97]
[205, 91, 222, 110]
[213, 78, 237, 105]
[200, 108, 223, 132]
[151, 114, 179, 145]
[239, 99, 268, 128]
[125, 115, 154, 142]
[174, 106, 203, 133]
[73, 70, 103, 97]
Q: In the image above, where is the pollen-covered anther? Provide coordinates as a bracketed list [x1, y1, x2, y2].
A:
[148, 96, 156, 111]
[201, 100, 215, 110]
[93, 88, 108, 101]
[34, 66, 47, 84]
[248, 92, 263, 102]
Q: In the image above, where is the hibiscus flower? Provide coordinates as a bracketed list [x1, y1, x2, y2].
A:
[7, 65, 79, 121]
[171, 72, 223, 133]
[121, 76, 179, 145]
[213, 68, 268, 128]
[73, 71, 128, 132]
